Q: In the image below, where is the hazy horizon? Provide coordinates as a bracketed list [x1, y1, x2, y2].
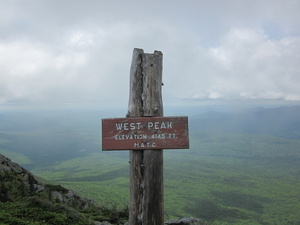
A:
[1, 1, 300, 110]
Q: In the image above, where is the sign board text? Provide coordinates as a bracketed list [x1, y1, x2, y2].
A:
[102, 116, 189, 150]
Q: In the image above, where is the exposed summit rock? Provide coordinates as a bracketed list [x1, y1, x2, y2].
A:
[0, 153, 93, 209]
[0, 153, 41, 201]
[165, 217, 205, 225]
[0, 153, 129, 224]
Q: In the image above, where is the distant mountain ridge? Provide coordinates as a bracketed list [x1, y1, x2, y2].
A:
[190, 105, 300, 139]
[1, 104, 300, 166]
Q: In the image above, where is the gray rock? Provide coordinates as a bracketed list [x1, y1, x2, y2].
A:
[94, 221, 112, 225]
[50, 191, 64, 202]
[0, 153, 41, 200]
[0, 153, 95, 210]
[0, 154, 28, 174]
[1, 153, 127, 224]
[34, 183, 45, 192]
[165, 217, 204, 225]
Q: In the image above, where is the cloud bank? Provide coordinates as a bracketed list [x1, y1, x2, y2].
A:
[1, 0, 300, 106]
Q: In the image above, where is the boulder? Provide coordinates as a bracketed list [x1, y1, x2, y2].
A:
[94, 221, 112, 225]
[165, 217, 205, 225]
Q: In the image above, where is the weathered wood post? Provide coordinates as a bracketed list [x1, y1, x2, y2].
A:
[102, 48, 189, 225]
[127, 48, 164, 225]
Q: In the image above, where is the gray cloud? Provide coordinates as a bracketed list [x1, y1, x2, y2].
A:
[1, 0, 300, 106]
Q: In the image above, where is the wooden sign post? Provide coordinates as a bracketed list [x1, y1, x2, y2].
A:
[102, 48, 189, 225]
[102, 116, 189, 150]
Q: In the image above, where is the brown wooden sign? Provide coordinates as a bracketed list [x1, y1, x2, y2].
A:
[102, 116, 189, 150]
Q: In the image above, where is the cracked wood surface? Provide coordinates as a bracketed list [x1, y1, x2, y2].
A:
[128, 48, 164, 225]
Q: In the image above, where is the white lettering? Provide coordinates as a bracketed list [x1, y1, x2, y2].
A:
[167, 122, 173, 129]
[148, 122, 153, 129]
[114, 134, 147, 140]
[149, 121, 173, 130]
[116, 123, 123, 130]
[151, 142, 157, 148]
[133, 141, 157, 148]
[151, 134, 166, 139]
[115, 121, 174, 131]
[168, 133, 176, 139]
[130, 123, 135, 130]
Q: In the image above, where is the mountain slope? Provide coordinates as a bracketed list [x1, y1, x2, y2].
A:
[0, 153, 128, 225]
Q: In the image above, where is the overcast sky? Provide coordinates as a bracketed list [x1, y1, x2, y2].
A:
[1, 0, 300, 109]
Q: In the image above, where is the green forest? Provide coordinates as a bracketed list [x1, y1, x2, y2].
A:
[1, 105, 300, 224]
